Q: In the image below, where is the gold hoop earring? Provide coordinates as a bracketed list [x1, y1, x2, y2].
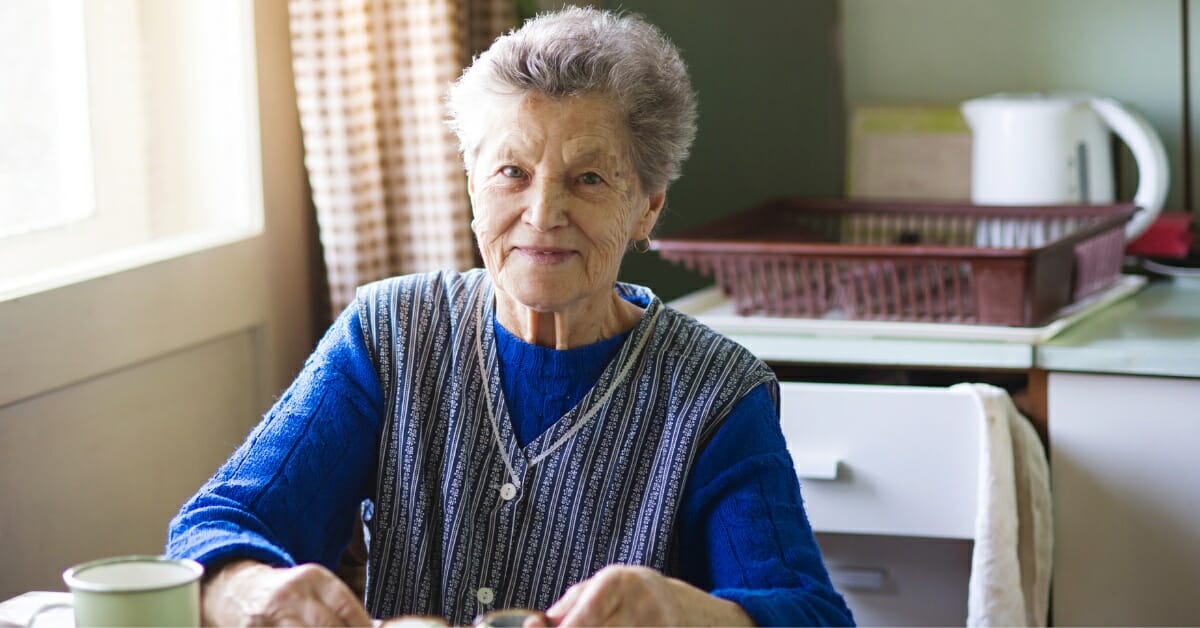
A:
[632, 237, 652, 253]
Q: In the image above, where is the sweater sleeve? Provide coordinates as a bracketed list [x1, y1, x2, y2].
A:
[678, 383, 855, 627]
[165, 304, 384, 571]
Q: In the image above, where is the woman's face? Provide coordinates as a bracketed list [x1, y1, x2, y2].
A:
[468, 92, 664, 315]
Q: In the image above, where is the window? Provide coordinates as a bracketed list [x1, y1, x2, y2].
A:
[0, 0, 263, 299]
[0, 0, 94, 239]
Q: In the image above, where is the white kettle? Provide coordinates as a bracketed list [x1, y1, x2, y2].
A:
[961, 92, 1168, 240]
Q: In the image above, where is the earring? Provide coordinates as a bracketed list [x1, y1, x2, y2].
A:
[632, 237, 652, 253]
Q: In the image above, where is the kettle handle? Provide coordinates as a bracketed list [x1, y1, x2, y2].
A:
[1089, 97, 1169, 240]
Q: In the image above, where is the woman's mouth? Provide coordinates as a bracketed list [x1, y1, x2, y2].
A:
[516, 246, 575, 265]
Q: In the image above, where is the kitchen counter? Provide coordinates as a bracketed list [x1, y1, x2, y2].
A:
[1042, 277, 1200, 626]
[669, 275, 1158, 373]
[1038, 276, 1200, 378]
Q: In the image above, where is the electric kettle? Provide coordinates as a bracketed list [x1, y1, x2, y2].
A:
[961, 92, 1168, 240]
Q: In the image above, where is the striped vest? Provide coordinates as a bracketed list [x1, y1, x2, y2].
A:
[356, 269, 775, 624]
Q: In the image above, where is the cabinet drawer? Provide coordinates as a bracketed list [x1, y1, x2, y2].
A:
[779, 382, 980, 539]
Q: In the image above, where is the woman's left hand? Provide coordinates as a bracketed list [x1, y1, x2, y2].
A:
[542, 565, 754, 627]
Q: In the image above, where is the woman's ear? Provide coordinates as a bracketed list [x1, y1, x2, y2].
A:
[636, 191, 667, 239]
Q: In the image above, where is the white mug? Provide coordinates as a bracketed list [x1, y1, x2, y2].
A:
[27, 555, 203, 627]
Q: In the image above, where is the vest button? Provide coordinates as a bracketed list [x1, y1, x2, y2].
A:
[476, 586, 495, 605]
[499, 483, 517, 500]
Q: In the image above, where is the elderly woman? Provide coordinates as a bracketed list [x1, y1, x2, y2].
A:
[168, 6, 852, 627]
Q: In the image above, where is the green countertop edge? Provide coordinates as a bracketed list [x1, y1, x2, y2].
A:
[678, 276, 1199, 377]
[1036, 277, 1200, 378]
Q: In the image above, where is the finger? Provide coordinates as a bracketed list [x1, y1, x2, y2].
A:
[523, 612, 551, 628]
[304, 567, 372, 626]
[546, 583, 585, 621]
[529, 609, 555, 628]
[325, 594, 372, 627]
[273, 615, 311, 628]
[338, 603, 374, 626]
[555, 581, 621, 627]
[273, 596, 347, 627]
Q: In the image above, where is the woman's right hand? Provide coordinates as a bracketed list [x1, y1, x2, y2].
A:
[201, 559, 374, 626]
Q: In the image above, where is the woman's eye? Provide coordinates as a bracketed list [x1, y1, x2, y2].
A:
[500, 165, 525, 179]
[579, 172, 604, 185]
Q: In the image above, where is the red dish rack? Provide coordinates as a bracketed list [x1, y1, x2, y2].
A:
[652, 198, 1136, 326]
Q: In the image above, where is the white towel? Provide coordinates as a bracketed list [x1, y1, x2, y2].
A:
[953, 383, 1053, 627]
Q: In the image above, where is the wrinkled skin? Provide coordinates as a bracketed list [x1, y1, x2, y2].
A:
[467, 92, 663, 349]
[201, 560, 372, 627]
[538, 564, 753, 627]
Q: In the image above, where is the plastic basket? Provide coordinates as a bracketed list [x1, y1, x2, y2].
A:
[653, 198, 1136, 326]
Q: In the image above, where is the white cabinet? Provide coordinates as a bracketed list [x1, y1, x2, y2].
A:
[817, 532, 972, 628]
[779, 382, 980, 539]
[1048, 372, 1200, 627]
[778, 382, 980, 626]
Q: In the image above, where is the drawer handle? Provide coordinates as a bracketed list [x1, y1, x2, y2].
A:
[830, 566, 887, 592]
[792, 453, 842, 480]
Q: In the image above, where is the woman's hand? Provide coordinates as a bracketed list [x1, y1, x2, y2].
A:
[201, 559, 374, 626]
[543, 565, 754, 627]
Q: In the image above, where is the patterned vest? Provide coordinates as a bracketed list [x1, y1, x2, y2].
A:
[356, 269, 775, 624]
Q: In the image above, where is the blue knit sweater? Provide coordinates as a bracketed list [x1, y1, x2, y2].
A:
[167, 300, 853, 627]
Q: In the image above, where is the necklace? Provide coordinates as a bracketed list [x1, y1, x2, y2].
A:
[473, 285, 661, 486]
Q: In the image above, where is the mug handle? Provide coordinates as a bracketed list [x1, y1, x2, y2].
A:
[25, 601, 72, 628]
[1090, 96, 1170, 241]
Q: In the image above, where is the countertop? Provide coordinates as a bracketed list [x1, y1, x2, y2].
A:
[672, 276, 1200, 378]
[1038, 276, 1200, 378]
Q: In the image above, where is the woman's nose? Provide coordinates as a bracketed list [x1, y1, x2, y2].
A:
[525, 179, 569, 231]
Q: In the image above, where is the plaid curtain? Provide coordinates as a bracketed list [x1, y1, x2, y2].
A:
[289, 0, 515, 316]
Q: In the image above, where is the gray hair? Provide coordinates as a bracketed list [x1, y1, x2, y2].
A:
[446, 6, 697, 194]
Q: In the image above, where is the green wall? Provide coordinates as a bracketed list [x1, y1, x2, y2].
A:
[841, 0, 1186, 215]
[607, 0, 842, 300]
[547, 1, 1192, 299]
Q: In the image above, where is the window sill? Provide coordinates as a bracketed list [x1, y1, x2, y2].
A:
[0, 229, 268, 408]
[0, 227, 261, 303]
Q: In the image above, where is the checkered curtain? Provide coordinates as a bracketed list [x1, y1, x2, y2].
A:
[289, 0, 515, 315]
